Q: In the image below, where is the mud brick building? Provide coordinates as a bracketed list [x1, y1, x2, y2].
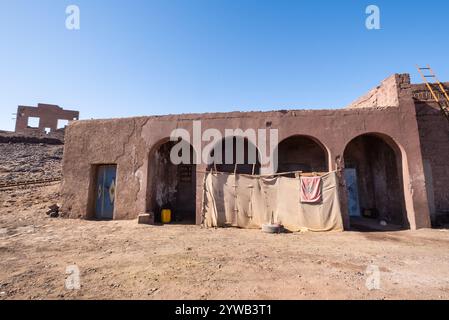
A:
[60, 74, 449, 230]
[15, 103, 79, 135]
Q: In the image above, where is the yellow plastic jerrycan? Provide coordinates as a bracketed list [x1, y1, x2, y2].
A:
[161, 209, 172, 224]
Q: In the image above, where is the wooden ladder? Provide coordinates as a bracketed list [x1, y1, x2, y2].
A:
[416, 65, 449, 123]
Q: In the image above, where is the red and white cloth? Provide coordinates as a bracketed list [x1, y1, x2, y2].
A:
[300, 176, 322, 203]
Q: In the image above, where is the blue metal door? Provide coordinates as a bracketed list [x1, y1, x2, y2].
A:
[95, 165, 117, 219]
[345, 168, 361, 217]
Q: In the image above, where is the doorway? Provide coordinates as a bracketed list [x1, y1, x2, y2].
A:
[344, 134, 407, 230]
[147, 140, 197, 224]
[345, 168, 361, 217]
[95, 165, 117, 220]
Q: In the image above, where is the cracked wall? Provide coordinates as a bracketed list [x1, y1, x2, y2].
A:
[60, 73, 434, 230]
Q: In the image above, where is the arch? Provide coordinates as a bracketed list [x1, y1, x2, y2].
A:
[207, 136, 261, 175]
[343, 132, 408, 230]
[275, 135, 330, 174]
[146, 138, 197, 224]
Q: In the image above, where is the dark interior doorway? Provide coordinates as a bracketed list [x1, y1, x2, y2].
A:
[147, 140, 196, 224]
[344, 134, 408, 231]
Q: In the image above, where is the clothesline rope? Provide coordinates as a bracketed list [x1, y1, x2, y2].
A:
[197, 169, 331, 178]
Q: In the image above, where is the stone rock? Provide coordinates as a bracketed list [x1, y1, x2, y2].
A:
[49, 212, 59, 218]
[48, 204, 59, 211]
[138, 213, 152, 225]
[47, 203, 60, 218]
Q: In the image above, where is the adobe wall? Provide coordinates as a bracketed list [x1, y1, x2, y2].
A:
[346, 74, 400, 109]
[60, 74, 432, 230]
[15, 103, 79, 134]
[412, 83, 449, 216]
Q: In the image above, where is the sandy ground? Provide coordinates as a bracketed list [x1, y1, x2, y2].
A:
[1, 184, 449, 300]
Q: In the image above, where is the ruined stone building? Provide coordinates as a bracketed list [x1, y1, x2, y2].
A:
[60, 74, 449, 230]
[15, 103, 79, 135]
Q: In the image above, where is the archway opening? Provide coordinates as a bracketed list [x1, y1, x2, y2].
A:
[276, 135, 328, 174]
[147, 139, 196, 224]
[207, 136, 261, 175]
[343, 134, 408, 231]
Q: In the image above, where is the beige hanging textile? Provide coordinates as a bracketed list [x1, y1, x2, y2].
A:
[202, 171, 344, 232]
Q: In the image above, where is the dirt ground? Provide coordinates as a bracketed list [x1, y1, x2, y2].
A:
[0, 143, 63, 183]
[1, 184, 449, 300]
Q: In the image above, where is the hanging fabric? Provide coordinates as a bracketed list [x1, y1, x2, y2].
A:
[300, 176, 322, 204]
[202, 171, 343, 232]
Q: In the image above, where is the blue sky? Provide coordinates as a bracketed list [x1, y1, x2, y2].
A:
[0, 0, 448, 131]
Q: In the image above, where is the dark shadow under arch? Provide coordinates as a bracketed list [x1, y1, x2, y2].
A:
[146, 138, 197, 224]
[207, 136, 261, 175]
[343, 133, 409, 231]
[275, 135, 329, 174]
